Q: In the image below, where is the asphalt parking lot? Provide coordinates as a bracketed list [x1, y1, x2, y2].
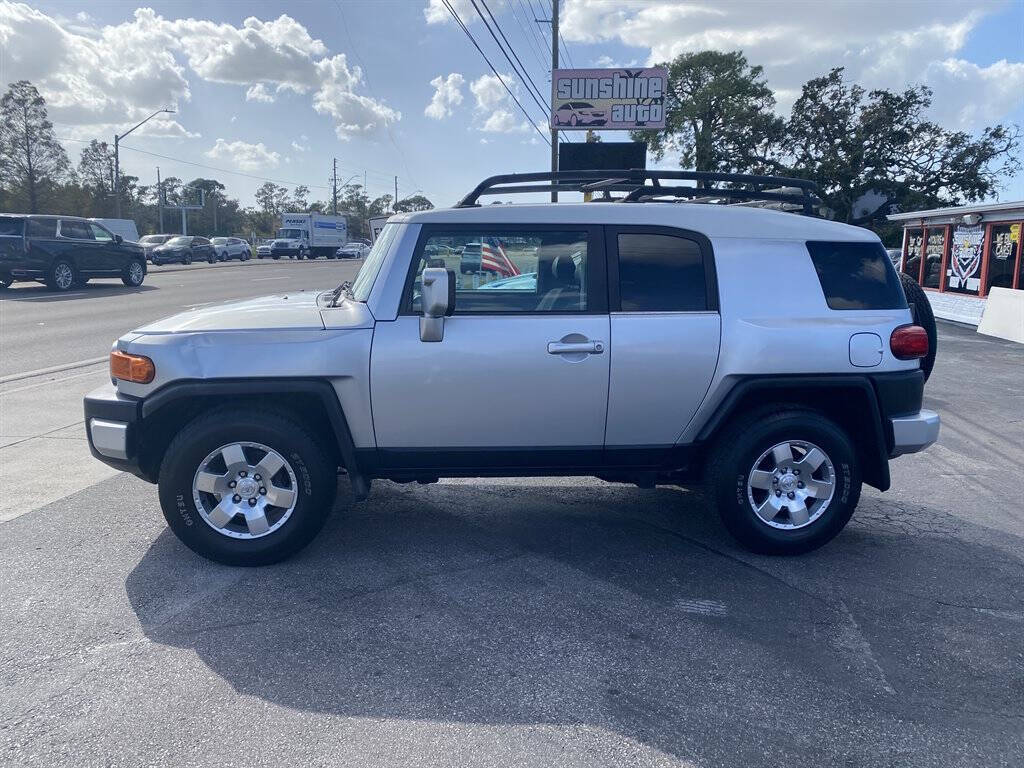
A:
[1, 269, 1022, 767]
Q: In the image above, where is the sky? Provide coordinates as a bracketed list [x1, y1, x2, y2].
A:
[1, 0, 1022, 209]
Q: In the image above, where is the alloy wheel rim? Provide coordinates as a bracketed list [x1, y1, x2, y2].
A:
[192, 441, 298, 539]
[129, 263, 143, 283]
[55, 263, 73, 289]
[746, 439, 836, 530]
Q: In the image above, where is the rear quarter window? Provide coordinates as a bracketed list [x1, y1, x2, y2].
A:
[0, 217, 23, 236]
[806, 241, 907, 310]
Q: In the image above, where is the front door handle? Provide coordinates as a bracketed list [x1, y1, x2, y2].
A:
[547, 340, 604, 355]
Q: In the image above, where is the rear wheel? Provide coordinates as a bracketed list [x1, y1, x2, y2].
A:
[0, 275, 12, 289]
[183, 253, 193, 265]
[899, 273, 937, 382]
[707, 407, 861, 555]
[122, 259, 145, 287]
[158, 409, 337, 566]
[46, 259, 76, 291]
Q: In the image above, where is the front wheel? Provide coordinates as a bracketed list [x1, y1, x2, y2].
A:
[122, 259, 145, 287]
[158, 408, 338, 566]
[706, 407, 861, 555]
[0, 274, 13, 289]
[183, 253, 192, 265]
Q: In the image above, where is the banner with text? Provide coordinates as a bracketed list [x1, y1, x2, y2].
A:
[551, 68, 667, 130]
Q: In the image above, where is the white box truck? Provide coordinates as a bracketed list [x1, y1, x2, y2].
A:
[268, 213, 348, 260]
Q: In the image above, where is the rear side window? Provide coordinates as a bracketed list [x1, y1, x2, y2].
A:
[806, 241, 907, 310]
[0, 217, 23, 236]
[616, 233, 709, 312]
[26, 218, 57, 238]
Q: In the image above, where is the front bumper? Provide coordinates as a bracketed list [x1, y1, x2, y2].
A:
[890, 409, 940, 457]
[84, 383, 148, 480]
[271, 247, 300, 258]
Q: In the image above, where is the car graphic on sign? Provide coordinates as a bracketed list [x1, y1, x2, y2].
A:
[552, 102, 607, 127]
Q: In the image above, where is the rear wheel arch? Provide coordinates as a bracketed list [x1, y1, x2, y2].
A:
[696, 376, 890, 491]
[137, 379, 367, 499]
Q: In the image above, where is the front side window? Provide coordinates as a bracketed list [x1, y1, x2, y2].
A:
[89, 223, 113, 242]
[59, 220, 92, 240]
[408, 229, 589, 313]
[616, 232, 708, 312]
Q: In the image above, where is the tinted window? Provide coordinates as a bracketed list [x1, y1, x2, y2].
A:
[986, 225, 1019, 292]
[89, 223, 113, 242]
[616, 233, 708, 312]
[806, 241, 907, 310]
[194, 237, 210, 245]
[0, 217, 23, 236]
[408, 230, 589, 313]
[59, 220, 92, 239]
[26, 218, 57, 238]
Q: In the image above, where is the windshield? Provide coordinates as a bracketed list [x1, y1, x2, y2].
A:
[347, 223, 399, 303]
[276, 228, 303, 239]
[211, 237, 228, 244]
[138, 235, 167, 244]
[166, 236, 190, 246]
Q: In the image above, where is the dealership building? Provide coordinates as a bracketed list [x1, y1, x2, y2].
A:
[888, 201, 1024, 325]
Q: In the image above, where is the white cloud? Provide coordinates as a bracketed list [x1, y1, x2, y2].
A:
[290, 139, 308, 152]
[424, 0, 504, 25]
[560, 0, 1021, 130]
[245, 83, 275, 103]
[425, 72, 465, 119]
[469, 73, 533, 133]
[205, 138, 281, 171]
[0, 4, 400, 140]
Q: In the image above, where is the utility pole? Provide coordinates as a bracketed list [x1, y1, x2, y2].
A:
[394, 175, 398, 212]
[332, 158, 339, 215]
[156, 167, 164, 232]
[550, 0, 559, 201]
[113, 108, 175, 219]
[364, 170, 367, 193]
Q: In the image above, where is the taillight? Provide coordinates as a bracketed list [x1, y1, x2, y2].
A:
[890, 325, 929, 360]
[110, 350, 156, 383]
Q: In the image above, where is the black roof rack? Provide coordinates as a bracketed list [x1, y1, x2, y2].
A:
[456, 169, 821, 215]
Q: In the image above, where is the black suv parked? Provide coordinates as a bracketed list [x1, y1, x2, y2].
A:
[149, 236, 215, 265]
[0, 214, 146, 292]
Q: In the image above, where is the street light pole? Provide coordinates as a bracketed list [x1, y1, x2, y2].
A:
[113, 108, 175, 219]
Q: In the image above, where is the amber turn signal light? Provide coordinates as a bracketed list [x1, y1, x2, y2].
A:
[110, 350, 156, 383]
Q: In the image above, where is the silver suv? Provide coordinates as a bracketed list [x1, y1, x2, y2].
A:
[84, 171, 939, 566]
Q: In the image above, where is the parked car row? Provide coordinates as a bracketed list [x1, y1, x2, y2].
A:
[139, 235, 252, 265]
[254, 238, 370, 260]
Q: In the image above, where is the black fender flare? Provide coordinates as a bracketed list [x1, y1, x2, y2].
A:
[141, 378, 369, 500]
[696, 375, 891, 492]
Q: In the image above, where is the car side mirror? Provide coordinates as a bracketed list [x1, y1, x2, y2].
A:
[114, 234, 123, 245]
[419, 267, 456, 342]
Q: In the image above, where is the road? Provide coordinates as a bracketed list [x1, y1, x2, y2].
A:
[0, 269, 1021, 767]
[0, 258, 358, 377]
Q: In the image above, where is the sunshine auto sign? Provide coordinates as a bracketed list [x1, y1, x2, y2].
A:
[551, 67, 668, 130]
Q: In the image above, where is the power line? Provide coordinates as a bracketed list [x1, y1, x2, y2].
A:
[508, 0, 550, 77]
[441, 0, 550, 145]
[332, 0, 423, 194]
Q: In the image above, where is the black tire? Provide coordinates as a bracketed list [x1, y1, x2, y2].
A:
[242, 250, 250, 261]
[706, 407, 862, 555]
[158, 408, 338, 566]
[0, 274, 12, 289]
[121, 259, 145, 287]
[183, 253, 192, 266]
[46, 259, 76, 291]
[899, 273, 937, 382]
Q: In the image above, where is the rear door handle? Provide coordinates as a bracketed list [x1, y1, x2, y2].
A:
[547, 340, 604, 355]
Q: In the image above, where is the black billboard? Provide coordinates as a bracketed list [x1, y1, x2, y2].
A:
[559, 141, 647, 172]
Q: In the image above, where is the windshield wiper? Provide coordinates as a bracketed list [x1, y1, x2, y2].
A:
[328, 280, 354, 307]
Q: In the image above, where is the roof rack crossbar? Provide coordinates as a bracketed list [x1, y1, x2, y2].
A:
[456, 169, 820, 215]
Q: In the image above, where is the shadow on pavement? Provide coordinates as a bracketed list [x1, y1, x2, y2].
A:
[0, 282, 158, 301]
[125, 480, 1024, 765]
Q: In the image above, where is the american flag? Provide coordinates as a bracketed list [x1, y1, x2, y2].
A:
[480, 237, 521, 277]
